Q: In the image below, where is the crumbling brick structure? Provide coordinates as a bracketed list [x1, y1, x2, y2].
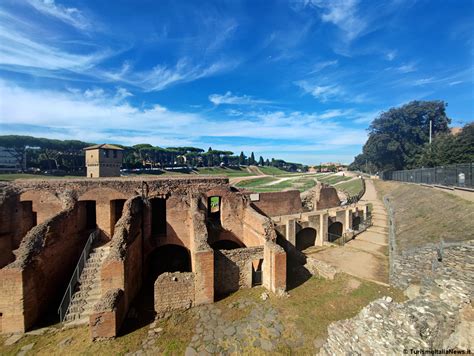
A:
[0, 177, 286, 337]
[0, 176, 366, 338]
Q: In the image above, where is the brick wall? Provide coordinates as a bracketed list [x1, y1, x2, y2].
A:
[154, 272, 195, 314]
[316, 186, 341, 210]
[214, 246, 264, 295]
[0, 200, 88, 333]
[250, 190, 303, 217]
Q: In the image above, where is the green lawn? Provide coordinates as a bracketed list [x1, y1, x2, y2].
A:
[235, 175, 317, 193]
[257, 166, 288, 175]
[196, 167, 253, 177]
[335, 178, 363, 196]
[317, 174, 352, 185]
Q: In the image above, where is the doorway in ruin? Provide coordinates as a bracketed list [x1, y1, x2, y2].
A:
[352, 216, 361, 230]
[252, 259, 263, 286]
[147, 244, 191, 282]
[207, 196, 221, 226]
[110, 199, 126, 236]
[296, 227, 317, 251]
[151, 198, 166, 236]
[84, 200, 97, 230]
[328, 222, 343, 242]
[211, 239, 243, 250]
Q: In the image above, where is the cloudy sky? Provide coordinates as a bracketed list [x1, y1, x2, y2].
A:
[0, 0, 473, 164]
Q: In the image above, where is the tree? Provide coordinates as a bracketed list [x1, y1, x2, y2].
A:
[258, 156, 264, 166]
[249, 152, 256, 165]
[350, 101, 451, 172]
[239, 151, 246, 165]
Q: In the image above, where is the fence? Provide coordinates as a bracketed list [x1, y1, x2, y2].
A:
[382, 162, 473, 188]
[57, 229, 99, 322]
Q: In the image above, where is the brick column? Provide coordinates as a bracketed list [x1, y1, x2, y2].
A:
[193, 249, 214, 305]
[285, 219, 296, 247]
[319, 213, 328, 245]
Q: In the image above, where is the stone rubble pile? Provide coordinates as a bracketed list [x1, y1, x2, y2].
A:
[319, 239, 474, 354]
[320, 278, 472, 355]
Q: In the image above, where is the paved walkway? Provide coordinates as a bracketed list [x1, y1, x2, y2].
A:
[307, 179, 390, 285]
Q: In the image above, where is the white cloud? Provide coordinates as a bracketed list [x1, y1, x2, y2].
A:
[395, 63, 417, 73]
[385, 50, 397, 61]
[0, 80, 367, 150]
[308, 60, 338, 74]
[308, 0, 366, 42]
[27, 0, 90, 30]
[102, 59, 238, 92]
[209, 91, 272, 106]
[0, 9, 109, 73]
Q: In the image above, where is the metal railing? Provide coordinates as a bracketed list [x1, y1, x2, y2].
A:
[382, 162, 473, 188]
[328, 232, 346, 246]
[58, 229, 99, 322]
[355, 215, 373, 232]
[329, 216, 373, 246]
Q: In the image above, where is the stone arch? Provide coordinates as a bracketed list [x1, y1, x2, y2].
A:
[328, 222, 343, 242]
[296, 227, 317, 251]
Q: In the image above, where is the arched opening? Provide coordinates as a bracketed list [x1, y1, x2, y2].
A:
[328, 222, 343, 242]
[296, 227, 317, 251]
[352, 216, 361, 230]
[211, 239, 243, 250]
[147, 244, 191, 282]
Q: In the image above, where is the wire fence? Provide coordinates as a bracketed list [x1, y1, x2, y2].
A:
[381, 162, 473, 188]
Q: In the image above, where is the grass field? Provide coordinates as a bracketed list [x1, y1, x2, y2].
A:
[257, 166, 288, 175]
[317, 174, 352, 185]
[0, 274, 404, 355]
[374, 180, 474, 251]
[335, 178, 363, 196]
[196, 167, 253, 177]
[235, 174, 318, 192]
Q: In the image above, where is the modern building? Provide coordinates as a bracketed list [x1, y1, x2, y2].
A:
[84, 144, 123, 178]
[0, 147, 25, 172]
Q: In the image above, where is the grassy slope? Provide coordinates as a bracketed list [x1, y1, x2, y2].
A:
[374, 180, 474, 251]
[257, 166, 288, 175]
[0, 274, 404, 355]
[235, 175, 317, 193]
[336, 178, 363, 196]
[317, 174, 352, 185]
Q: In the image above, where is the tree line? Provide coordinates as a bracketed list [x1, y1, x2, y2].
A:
[349, 100, 473, 173]
[0, 136, 307, 173]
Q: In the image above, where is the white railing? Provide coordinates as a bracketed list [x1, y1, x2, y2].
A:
[57, 229, 99, 322]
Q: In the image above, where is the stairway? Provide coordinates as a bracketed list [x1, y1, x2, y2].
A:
[64, 245, 110, 325]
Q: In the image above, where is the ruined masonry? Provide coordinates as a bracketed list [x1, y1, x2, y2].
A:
[0, 177, 367, 339]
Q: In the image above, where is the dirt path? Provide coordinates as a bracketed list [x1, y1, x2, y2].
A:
[307, 179, 390, 285]
[263, 177, 293, 186]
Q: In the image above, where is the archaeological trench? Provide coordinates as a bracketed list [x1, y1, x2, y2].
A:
[0, 177, 368, 339]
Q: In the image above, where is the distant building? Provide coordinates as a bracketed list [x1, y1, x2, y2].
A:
[84, 144, 123, 178]
[0, 147, 25, 172]
[450, 127, 463, 136]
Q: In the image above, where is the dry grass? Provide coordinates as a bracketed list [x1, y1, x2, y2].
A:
[0, 273, 404, 355]
[374, 180, 474, 251]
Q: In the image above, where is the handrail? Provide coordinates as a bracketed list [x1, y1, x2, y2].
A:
[57, 229, 99, 322]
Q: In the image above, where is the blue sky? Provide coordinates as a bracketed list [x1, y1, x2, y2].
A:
[0, 0, 472, 164]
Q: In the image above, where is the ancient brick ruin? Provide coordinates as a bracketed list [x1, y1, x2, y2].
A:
[0, 177, 367, 338]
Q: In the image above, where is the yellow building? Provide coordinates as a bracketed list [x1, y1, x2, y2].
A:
[84, 144, 123, 178]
